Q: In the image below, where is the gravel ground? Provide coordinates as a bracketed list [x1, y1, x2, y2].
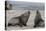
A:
[6, 10, 45, 30]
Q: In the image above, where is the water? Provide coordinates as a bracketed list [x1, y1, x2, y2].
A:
[7, 1, 45, 10]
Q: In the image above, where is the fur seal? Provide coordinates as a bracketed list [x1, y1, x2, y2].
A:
[8, 11, 30, 27]
[34, 10, 45, 28]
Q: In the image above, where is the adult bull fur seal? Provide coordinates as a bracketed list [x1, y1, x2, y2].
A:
[34, 10, 45, 28]
[8, 11, 30, 27]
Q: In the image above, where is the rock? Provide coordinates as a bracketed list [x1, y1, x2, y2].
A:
[5, 1, 12, 10]
[8, 11, 30, 27]
[34, 10, 45, 28]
